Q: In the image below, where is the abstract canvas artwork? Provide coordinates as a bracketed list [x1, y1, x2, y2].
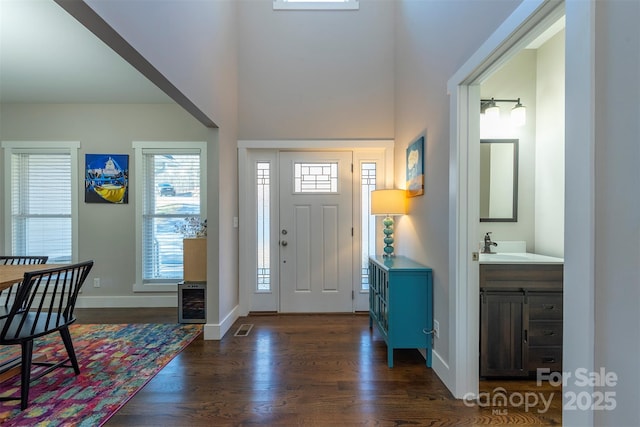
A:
[406, 135, 424, 197]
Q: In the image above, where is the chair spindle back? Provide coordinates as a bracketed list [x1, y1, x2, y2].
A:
[0, 260, 93, 341]
[0, 256, 49, 309]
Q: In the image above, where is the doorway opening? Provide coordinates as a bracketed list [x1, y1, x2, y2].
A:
[238, 141, 393, 316]
[477, 16, 566, 386]
[446, 0, 570, 400]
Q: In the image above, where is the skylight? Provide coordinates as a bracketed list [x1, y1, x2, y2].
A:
[273, 0, 359, 11]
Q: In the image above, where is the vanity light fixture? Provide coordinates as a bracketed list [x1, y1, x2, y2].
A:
[480, 97, 526, 126]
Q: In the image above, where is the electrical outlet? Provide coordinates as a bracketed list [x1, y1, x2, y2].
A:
[433, 319, 440, 339]
[93, 278, 100, 288]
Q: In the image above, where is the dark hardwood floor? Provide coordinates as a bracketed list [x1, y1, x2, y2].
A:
[74, 308, 562, 426]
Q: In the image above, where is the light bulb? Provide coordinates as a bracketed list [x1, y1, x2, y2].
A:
[511, 102, 526, 126]
[484, 104, 500, 121]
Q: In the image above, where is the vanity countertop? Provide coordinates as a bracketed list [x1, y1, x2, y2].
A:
[479, 252, 564, 264]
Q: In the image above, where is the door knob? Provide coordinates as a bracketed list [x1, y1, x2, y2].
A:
[281, 240, 288, 246]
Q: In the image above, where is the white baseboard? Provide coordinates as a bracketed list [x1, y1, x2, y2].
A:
[76, 295, 177, 308]
[204, 305, 240, 340]
[417, 347, 453, 397]
[431, 348, 453, 394]
[76, 296, 240, 342]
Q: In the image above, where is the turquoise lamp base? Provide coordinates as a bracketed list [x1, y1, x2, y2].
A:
[382, 216, 395, 257]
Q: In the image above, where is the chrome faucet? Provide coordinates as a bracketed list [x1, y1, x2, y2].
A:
[482, 232, 498, 254]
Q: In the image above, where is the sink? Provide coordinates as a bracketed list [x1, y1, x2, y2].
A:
[482, 253, 530, 261]
[479, 252, 564, 264]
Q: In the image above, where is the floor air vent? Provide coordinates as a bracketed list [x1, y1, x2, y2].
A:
[234, 323, 254, 337]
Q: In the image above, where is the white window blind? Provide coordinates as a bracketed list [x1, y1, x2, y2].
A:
[7, 150, 74, 263]
[141, 151, 202, 282]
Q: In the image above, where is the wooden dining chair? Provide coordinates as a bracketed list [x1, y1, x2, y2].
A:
[0, 260, 93, 410]
[0, 256, 49, 319]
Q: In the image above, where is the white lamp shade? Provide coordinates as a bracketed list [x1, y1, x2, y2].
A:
[370, 189, 407, 215]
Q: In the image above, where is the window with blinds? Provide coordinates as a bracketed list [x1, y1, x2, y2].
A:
[9, 153, 72, 262]
[135, 143, 206, 285]
[1, 142, 79, 263]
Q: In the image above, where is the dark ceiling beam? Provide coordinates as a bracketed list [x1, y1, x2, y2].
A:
[55, 0, 217, 129]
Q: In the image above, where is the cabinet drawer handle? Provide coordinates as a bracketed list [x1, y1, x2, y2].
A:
[542, 304, 556, 310]
[543, 330, 556, 336]
[542, 357, 556, 364]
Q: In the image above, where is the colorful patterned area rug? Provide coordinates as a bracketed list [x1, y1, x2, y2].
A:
[0, 323, 202, 426]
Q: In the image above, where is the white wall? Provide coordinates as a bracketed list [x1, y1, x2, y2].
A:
[84, 0, 240, 335]
[0, 103, 209, 305]
[479, 49, 537, 250]
[476, 31, 565, 258]
[536, 1, 640, 425]
[237, 0, 394, 140]
[394, 0, 522, 367]
[591, 1, 640, 424]
[534, 29, 564, 257]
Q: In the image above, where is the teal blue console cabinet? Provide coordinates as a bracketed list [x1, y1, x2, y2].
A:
[369, 255, 433, 368]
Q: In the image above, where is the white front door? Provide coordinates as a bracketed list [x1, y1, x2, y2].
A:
[278, 152, 353, 312]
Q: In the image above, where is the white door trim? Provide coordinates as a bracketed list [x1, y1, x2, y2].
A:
[238, 140, 394, 316]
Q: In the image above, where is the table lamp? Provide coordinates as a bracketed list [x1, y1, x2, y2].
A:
[370, 189, 407, 257]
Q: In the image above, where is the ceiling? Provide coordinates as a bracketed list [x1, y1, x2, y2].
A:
[0, 0, 172, 104]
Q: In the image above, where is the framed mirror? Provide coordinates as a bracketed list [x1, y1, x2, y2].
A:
[480, 139, 518, 222]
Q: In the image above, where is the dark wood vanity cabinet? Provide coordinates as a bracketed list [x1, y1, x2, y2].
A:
[480, 291, 527, 377]
[480, 264, 563, 377]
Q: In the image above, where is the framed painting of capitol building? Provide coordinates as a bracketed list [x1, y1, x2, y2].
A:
[85, 154, 129, 204]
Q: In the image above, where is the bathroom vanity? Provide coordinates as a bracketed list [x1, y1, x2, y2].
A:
[479, 253, 563, 378]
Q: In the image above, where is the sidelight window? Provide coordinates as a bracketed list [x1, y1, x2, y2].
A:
[256, 162, 271, 291]
[360, 162, 377, 291]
